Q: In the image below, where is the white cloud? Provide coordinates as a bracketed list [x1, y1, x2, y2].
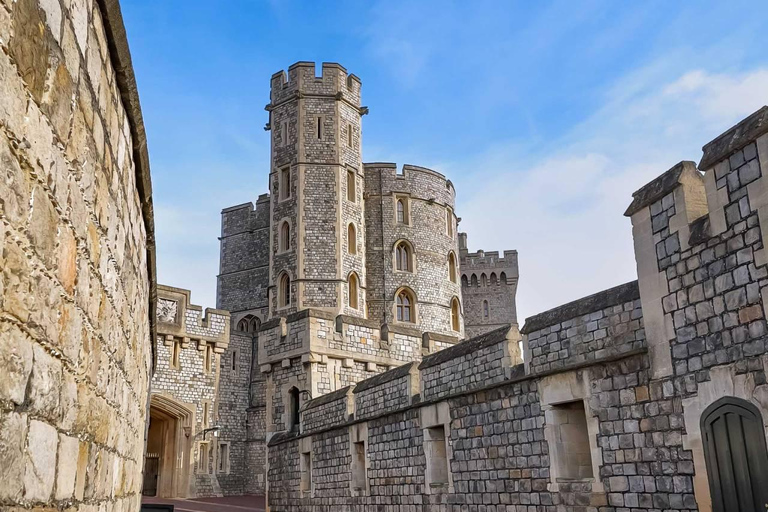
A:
[458, 67, 768, 323]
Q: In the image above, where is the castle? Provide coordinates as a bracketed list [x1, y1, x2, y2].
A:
[3, 3, 768, 510]
[144, 61, 519, 497]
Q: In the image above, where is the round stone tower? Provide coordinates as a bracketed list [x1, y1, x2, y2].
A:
[363, 163, 463, 337]
[266, 62, 367, 318]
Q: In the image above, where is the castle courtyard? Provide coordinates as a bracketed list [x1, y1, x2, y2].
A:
[2, 1, 768, 512]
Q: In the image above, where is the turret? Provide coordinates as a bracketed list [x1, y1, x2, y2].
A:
[265, 62, 368, 318]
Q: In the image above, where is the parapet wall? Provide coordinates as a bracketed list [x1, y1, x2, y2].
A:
[522, 281, 644, 374]
[269, 61, 362, 108]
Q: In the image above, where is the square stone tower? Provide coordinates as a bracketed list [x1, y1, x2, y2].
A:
[267, 62, 367, 318]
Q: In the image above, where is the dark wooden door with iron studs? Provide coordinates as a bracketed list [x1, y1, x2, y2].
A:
[701, 397, 768, 512]
[142, 453, 160, 497]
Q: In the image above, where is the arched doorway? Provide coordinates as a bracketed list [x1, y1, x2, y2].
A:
[143, 394, 195, 498]
[701, 397, 768, 512]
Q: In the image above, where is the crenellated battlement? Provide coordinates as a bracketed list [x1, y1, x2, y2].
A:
[256, 307, 459, 371]
[268, 61, 362, 109]
[363, 162, 456, 200]
[157, 284, 230, 353]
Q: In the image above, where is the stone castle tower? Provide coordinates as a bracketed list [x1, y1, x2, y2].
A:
[216, 62, 520, 494]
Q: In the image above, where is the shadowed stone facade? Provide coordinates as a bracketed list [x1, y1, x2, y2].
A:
[0, 0, 155, 509]
[264, 107, 768, 512]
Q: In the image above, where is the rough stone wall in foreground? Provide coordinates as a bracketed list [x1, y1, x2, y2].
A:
[0, 0, 153, 509]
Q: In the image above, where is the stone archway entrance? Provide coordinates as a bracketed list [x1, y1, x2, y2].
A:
[143, 394, 195, 498]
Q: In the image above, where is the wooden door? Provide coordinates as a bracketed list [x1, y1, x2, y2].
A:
[142, 453, 160, 496]
[702, 397, 768, 512]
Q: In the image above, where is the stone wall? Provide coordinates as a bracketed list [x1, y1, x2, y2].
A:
[460, 233, 520, 338]
[0, 0, 155, 509]
[266, 106, 768, 512]
[217, 195, 270, 325]
[522, 281, 644, 374]
[364, 163, 463, 337]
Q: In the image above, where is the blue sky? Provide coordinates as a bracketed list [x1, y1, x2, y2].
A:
[122, 0, 768, 321]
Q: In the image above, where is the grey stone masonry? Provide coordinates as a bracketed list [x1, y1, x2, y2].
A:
[460, 233, 520, 339]
[265, 105, 768, 512]
[364, 163, 463, 337]
[522, 281, 645, 375]
[218, 194, 271, 327]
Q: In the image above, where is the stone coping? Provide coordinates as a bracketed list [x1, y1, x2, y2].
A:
[624, 161, 699, 217]
[268, 347, 647, 447]
[352, 362, 416, 394]
[363, 162, 452, 187]
[258, 308, 337, 332]
[221, 201, 257, 214]
[700, 106, 768, 170]
[97, 0, 156, 343]
[422, 331, 461, 347]
[419, 325, 512, 370]
[302, 386, 352, 411]
[521, 281, 640, 335]
[336, 314, 379, 332]
[381, 323, 423, 338]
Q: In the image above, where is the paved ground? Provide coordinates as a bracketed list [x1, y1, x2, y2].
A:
[142, 495, 266, 512]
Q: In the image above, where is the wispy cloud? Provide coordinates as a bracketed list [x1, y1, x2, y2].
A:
[458, 67, 768, 322]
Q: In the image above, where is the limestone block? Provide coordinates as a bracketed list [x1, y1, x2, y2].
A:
[0, 323, 33, 405]
[27, 344, 62, 422]
[55, 434, 79, 500]
[24, 420, 58, 501]
[0, 411, 27, 501]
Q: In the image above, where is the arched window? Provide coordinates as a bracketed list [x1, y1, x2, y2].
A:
[279, 221, 290, 252]
[451, 297, 460, 331]
[483, 300, 489, 318]
[395, 242, 412, 272]
[396, 289, 414, 323]
[448, 253, 457, 283]
[490, 272, 497, 285]
[470, 274, 478, 287]
[396, 199, 407, 224]
[461, 275, 468, 287]
[348, 273, 359, 309]
[481, 273, 487, 287]
[348, 224, 357, 254]
[288, 387, 300, 431]
[249, 317, 261, 333]
[278, 273, 291, 308]
[237, 315, 260, 334]
[500, 271, 507, 284]
[237, 318, 249, 332]
[347, 170, 356, 202]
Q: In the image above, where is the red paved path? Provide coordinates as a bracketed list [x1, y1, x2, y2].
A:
[142, 495, 265, 512]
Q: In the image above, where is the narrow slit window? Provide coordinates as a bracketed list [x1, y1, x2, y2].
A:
[199, 442, 210, 474]
[351, 440, 367, 492]
[396, 199, 407, 224]
[300, 451, 312, 495]
[446, 209, 453, 237]
[348, 224, 357, 254]
[317, 117, 322, 139]
[348, 273, 359, 310]
[203, 402, 209, 426]
[425, 426, 449, 490]
[451, 298, 460, 331]
[347, 170, 356, 202]
[347, 123, 353, 148]
[280, 221, 290, 252]
[281, 120, 288, 147]
[280, 167, 291, 200]
[483, 300, 489, 318]
[232, 350, 237, 371]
